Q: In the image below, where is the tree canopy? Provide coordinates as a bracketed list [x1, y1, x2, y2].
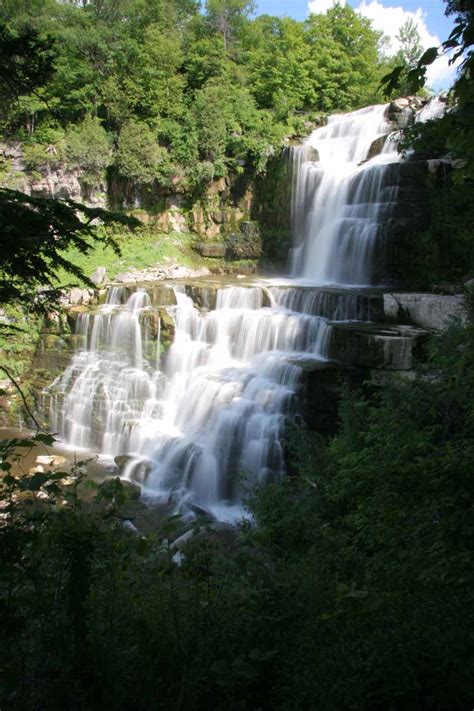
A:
[0, 0, 395, 194]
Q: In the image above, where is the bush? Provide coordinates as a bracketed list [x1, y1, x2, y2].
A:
[66, 115, 112, 187]
[2, 314, 474, 710]
[115, 120, 169, 185]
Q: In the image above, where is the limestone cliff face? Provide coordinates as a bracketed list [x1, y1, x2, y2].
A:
[0, 141, 271, 259]
[0, 142, 106, 206]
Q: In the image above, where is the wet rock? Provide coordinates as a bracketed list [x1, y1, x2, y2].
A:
[330, 323, 429, 370]
[171, 529, 195, 551]
[185, 285, 218, 310]
[228, 224, 262, 259]
[148, 285, 177, 307]
[121, 519, 140, 535]
[306, 146, 320, 162]
[114, 454, 135, 472]
[383, 293, 466, 331]
[367, 134, 388, 159]
[36, 454, 67, 468]
[297, 360, 345, 434]
[158, 308, 176, 351]
[387, 99, 414, 130]
[120, 478, 142, 500]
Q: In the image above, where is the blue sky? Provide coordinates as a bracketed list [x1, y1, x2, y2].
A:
[254, 0, 453, 39]
[253, 0, 458, 88]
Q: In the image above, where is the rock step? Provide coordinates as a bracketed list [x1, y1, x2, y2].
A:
[88, 282, 466, 332]
[329, 322, 429, 371]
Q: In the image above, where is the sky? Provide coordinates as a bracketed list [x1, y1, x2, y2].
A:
[253, 0, 460, 90]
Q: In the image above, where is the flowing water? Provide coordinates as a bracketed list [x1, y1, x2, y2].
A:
[289, 103, 402, 284]
[44, 99, 444, 520]
[46, 283, 338, 520]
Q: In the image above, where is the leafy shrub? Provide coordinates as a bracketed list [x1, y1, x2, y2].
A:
[115, 120, 170, 185]
[66, 115, 112, 187]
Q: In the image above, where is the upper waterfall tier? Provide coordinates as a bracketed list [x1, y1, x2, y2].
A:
[290, 103, 401, 286]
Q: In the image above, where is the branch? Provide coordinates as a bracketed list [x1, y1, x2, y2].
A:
[0, 365, 43, 432]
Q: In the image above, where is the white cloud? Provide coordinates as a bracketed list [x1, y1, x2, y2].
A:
[308, 0, 345, 14]
[307, 0, 461, 90]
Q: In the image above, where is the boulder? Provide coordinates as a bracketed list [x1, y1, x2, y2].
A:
[120, 478, 142, 500]
[114, 454, 135, 472]
[36, 454, 67, 468]
[367, 134, 388, 160]
[305, 146, 320, 162]
[390, 97, 410, 110]
[195, 242, 228, 258]
[68, 288, 91, 306]
[90, 266, 108, 286]
[185, 285, 218, 310]
[387, 99, 415, 129]
[115, 272, 138, 284]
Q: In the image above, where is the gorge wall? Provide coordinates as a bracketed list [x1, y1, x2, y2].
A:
[0, 95, 463, 286]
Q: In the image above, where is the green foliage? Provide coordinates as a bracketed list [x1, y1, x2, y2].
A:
[387, 18, 426, 96]
[2, 314, 474, 709]
[116, 120, 169, 184]
[0, 188, 138, 312]
[205, 0, 255, 49]
[54, 226, 207, 284]
[0, 0, 393, 192]
[0, 21, 55, 127]
[66, 116, 112, 187]
[249, 311, 474, 709]
[396, 17, 424, 68]
[305, 5, 385, 111]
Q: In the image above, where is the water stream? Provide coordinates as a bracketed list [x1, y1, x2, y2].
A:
[44, 99, 443, 520]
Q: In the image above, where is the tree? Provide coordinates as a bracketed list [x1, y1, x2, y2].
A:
[0, 25, 138, 314]
[244, 16, 314, 116]
[386, 17, 425, 96]
[306, 5, 383, 111]
[0, 188, 137, 313]
[0, 22, 55, 127]
[66, 115, 112, 188]
[115, 120, 167, 184]
[382, 0, 474, 174]
[205, 0, 255, 50]
[395, 17, 423, 69]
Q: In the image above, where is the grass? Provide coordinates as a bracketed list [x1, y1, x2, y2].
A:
[55, 226, 260, 288]
[55, 228, 208, 286]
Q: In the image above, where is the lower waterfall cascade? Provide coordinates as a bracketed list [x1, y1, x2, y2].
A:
[44, 98, 445, 521]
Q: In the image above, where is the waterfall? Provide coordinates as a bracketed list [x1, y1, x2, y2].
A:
[290, 103, 401, 285]
[44, 99, 446, 521]
[46, 284, 334, 521]
[415, 96, 447, 123]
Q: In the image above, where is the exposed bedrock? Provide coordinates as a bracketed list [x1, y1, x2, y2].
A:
[329, 322, 429, 371]
[383, 293, 467, 331]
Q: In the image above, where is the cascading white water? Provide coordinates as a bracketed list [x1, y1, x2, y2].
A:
[290, 104, 401, 285]
[415, 96, 447, 123]
[45, 98, 447, 521]
[47, 284, 334, 520]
